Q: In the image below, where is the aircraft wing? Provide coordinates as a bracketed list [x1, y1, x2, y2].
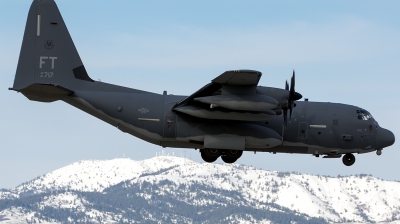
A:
[175, 70, 262, 107]
[211, 70, 262, 85]
[173, 70, 280, 121]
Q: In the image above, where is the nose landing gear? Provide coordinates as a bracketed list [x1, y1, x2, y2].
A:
[376, 149, 382, 156]
[342, 153, 356, 166]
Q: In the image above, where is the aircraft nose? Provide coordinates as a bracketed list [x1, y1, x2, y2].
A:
[376, 128, 395, 149]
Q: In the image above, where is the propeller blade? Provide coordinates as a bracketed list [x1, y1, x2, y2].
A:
[288, 70, 295, 120]
[283, 69, 299, 127]
[290, 70, 295, 98]
[290, 102, 293, 119]
[283, 108, 287, 127]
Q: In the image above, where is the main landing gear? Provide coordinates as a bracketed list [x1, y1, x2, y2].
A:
[201, 148, 243, 164]
[201, 148, 220, 163]
[342, 153, 356, 166]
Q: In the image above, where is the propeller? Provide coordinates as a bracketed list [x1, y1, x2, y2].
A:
[289, 70, 295, 118]
[283, 80, 289, 126]
[283, 70, 301, 127]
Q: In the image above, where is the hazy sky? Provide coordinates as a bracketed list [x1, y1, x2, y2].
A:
[1, 0, 399, 189]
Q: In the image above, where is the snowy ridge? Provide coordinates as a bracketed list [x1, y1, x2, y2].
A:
[0, 156, 399, 223]
[119, 157, 400, 223]
[11, 157, 184, 195]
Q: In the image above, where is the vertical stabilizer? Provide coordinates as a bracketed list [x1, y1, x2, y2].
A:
[13, 0, 93, 100]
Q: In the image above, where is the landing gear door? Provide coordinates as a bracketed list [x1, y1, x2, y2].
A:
[163, 114, 176, 139]
[298, 122, 308, 139]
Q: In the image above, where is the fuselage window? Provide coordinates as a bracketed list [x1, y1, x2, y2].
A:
[356, 109, 373, 120]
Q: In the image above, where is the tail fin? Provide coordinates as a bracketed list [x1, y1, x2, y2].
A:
[11, 0, 93, 102]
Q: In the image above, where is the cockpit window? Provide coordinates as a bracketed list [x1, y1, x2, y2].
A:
[356, 109, 373, 120]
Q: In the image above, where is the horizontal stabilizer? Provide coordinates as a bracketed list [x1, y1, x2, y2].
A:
[9, 83, 74, 102]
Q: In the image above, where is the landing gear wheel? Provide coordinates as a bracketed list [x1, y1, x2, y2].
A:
[203, 148, 221, 158]
[221, 156, 237, 164]
[342, 153, 355, 166]
[201, 151, 218, 163]
[226, 150, 243, 159]
[221, 150, 243, 164]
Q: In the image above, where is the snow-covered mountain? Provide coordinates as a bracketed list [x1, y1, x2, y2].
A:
[10, 157, 181, 194]
[0, 156, 399, 223]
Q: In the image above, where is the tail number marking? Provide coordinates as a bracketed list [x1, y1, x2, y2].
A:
[40, 72, 54, 78]
[39, 56, 57, 69]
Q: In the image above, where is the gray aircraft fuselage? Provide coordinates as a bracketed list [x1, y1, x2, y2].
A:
[10, 0, 395, 166]
[69, 85, 389, 155]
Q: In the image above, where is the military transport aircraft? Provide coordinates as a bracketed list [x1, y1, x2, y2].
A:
[10, 0, 395, 166]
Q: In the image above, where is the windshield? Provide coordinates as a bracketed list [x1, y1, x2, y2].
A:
[356, 109, 373, 120]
